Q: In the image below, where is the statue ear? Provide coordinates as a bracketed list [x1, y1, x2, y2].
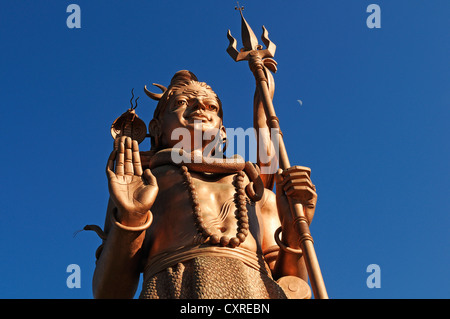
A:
[220, 125, 227, 142]
[148, 119, 162, 149]
[220, 125, 227, 152]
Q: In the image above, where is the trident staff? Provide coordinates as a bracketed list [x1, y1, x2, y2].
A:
[227, 5, 329, 299]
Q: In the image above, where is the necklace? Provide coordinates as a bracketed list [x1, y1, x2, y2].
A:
[180, 165, 250, 248]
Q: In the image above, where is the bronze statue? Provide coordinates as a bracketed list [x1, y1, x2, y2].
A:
[88, 8, 327, 299]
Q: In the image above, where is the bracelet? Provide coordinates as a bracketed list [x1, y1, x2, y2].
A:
[274, 226, 303, 255]
[111, 210, 153, 232]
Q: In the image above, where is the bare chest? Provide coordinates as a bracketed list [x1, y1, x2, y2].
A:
[145, 165, 262, 254]
[154, 165, 238, 214]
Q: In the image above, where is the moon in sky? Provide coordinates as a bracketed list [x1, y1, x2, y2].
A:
[297, 100, 303, 106]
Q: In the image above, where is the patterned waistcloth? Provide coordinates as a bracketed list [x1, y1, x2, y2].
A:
[139, 255, 288, 299]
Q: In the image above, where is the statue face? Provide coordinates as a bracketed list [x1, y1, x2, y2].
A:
[159, 82, 224, 150]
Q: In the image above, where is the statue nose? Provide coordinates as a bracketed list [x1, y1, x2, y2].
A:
[192, 98, 207, 111]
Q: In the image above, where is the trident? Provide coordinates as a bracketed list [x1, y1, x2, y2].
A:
[227, 4, 329, 299]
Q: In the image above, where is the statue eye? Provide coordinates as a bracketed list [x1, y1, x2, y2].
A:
[177, 100, 187, 107]
[206, 104, 218, 112]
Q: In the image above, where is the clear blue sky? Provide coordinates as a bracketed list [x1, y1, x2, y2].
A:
[0, 0, 448, 299]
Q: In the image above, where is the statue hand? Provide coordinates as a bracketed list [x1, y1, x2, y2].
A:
[275, 166, 317, 247]
[106, 137, 158, 226]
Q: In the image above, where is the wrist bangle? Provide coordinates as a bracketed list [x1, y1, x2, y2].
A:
[111, 210, 153, 232]
[274, 226, 303, 255]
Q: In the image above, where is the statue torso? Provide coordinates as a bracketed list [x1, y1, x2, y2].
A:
[137, 164, 289, 298]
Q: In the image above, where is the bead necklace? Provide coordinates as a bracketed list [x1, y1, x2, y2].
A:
[180, 165, 250, 248]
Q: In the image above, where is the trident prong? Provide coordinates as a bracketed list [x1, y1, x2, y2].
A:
[226, 5, 276, 62]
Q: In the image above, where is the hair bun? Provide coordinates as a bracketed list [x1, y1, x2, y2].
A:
[170, 70, 198, 86]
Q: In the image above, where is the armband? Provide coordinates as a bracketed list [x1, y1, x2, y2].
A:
[274, 226, 303, 255]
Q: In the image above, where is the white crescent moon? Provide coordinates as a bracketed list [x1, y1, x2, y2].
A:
[297, 100, 303, 106]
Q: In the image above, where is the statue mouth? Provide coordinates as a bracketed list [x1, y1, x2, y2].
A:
[187, 113, 210, 122]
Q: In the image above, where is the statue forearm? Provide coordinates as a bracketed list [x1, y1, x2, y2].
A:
[253, 62, 277, 189]
[260, 191, 309, 282]
[92, 203, 151, 299]
[272, 245, 308, 282]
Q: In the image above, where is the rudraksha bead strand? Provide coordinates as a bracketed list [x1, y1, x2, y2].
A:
[180, 165, 249, 248]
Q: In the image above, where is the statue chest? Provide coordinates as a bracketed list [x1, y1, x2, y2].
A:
[145, 165, 261, 253]
[153, 165, 238, 216]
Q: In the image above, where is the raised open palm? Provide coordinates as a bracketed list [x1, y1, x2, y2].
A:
[106, 137, 158, 225]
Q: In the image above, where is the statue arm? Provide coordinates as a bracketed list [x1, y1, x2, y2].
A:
[260, 165, 317, 282]
[253, 59, 278, 189]
[92, 199, 149, 298]
[93, 137, 158, 298]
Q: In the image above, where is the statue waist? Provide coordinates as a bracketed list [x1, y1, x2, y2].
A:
[143, 244, 271, 282]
